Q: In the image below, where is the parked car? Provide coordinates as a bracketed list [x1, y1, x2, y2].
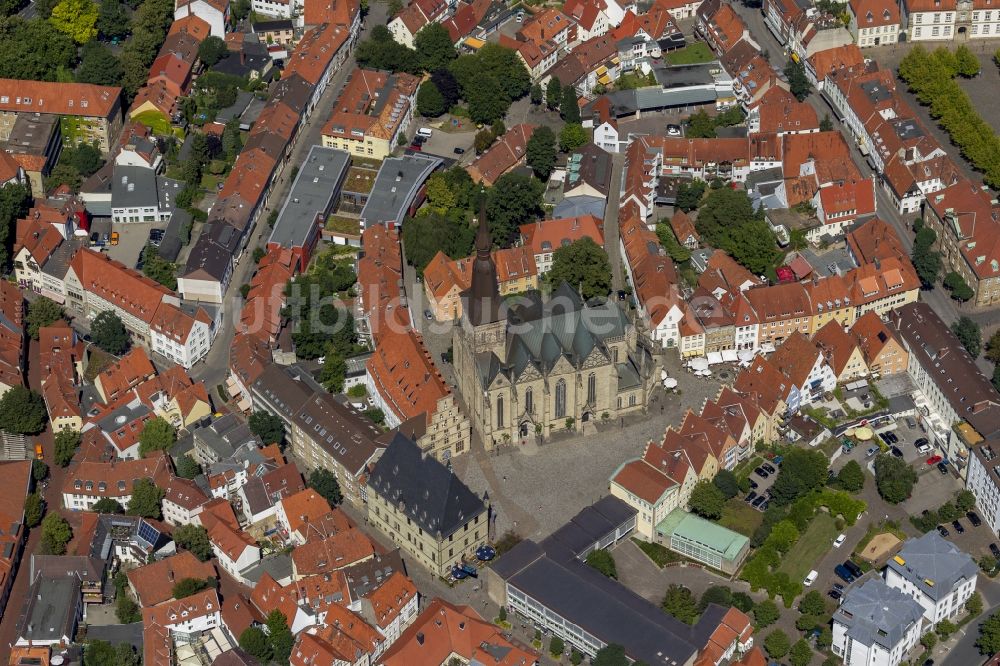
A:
[937, 525, 950, 538]
[952, 520, 965, 534]
[968, 511, 982, 527]
[754, 467, 769, 479]
[990, 543, 1000, 559]
[833, 534, 847, 548]
[773, 455, 784, 466]
[110, 231, 119, 246]
[453, 147, 465, 155]
[751, 495, 767, 509]
[666, 124, 682, 136]
[89, 232, 100, 246]
[879, 432, 891, 444]
[833, 583, 845, 591]
[745, 491, 758, 503]
[926, 455, 943, 465]
[906, 417, 917, 428]
[803, 570, 818, 586]
[917, 441, 932, 454]
[748, 479, 759, 489]
[762, 463, 776, 474]
[843, 560, 863, 578]
[866, 446, 880, 458]
[828, 589, 842, 600]
[834, 564, 855, 583]
[937, 461, 949, 475]
[891, 446, 904, 458]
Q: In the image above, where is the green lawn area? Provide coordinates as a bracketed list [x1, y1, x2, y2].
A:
[719, 499, 764, 538]
[131, 110, 173, 135]
[326, 214, 362, 236]
[777, 512, 838, 584]
[631, 538, 681, 568]
[665, 42, 715, 66]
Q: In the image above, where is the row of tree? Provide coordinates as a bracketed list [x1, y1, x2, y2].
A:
[899, 45, 1000, 188]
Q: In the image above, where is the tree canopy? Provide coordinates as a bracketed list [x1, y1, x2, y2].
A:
[402, 210, 476, 275]
[837, 459, 865, 492]
[174, 524, 213, 561]
[176, 454, 202, 479]
[875, 453, 918, 504]
[25, 297, 64, 340]
[139, 417, 176, 457]
[172, 577, 211, 599]
[0, 183, 32, 271]
[41, 512, 72, 555]
[308, 468, 343, 507]
[0, 386, 47, 435]
[770, 448, 829, 505]
[688, 480, 726, 519]
[248, 411, 285, 446]
[77, 41, 124, 85]
[24, 492, 44, 527]
[54, 429, 82, 467]
[952, 316, 982, 357]
[92, 311, 129, 355]
[416, 80, 446, 117]
[694, 187, 779, 275]
[0, 18, 77, 81]
[96, 0, 130, 40]
[50, 0, 98, 43]
[92, 498, 124, 514]
[415, 23, 456, 72]
[559, 123, 587, 152]
[944, 271, 975, 302]
[784, 59, 812, 101]
[355, 25, 421, 74]
[546, 237, 612, 300]
[197, 35, 228, 66]
[526, 126, 557, 180]
[661, 584, 699, 624]
[126, 478, 164, 519]
[486, 172, 543, 245]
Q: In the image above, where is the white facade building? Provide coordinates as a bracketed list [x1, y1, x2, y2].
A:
[884, 531, 978, 627]
[832, 577, 925, 666]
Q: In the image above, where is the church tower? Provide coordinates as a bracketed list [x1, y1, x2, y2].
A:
[457, 204, 506, 362]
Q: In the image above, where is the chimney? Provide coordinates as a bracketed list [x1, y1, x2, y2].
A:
[416, 632, 425, 645]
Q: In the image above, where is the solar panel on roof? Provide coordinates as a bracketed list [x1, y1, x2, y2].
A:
[136, 519, 161, 547]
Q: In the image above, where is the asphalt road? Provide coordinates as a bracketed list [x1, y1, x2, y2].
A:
[940, 577, 1000, 666]
[190, 2, 388, 390]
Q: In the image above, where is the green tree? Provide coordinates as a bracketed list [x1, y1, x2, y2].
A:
[526, 125, 557, 179]
[197, 35, 228, 66]
[23, 492, 44, 527]
[875, 453, 918, 504]
[770, 448, 829, 506]
[944, 271, 975, 302]
[40, 512, 72, 555]
[688, 479, 726, 519]
[126, 478, 164, 519]
[431, 69, 460, 107]
[937, 618, 957, 638]
[686, 110, 717, 138]
[530, 82, 543, 105]
[698, 585, 733, 612]
[139, 417, 176, 457]
[784, 59, 812, 101]
[655, 222, 692, 263]
[955, 44, 981, 77]
[798, 590, 826, 615]
[175, 454, 202, 480]
[561, 85, 581, 123]
[54, 429, 81, 467]
[50, 0, 98, 43]
[549, 635, 564, 657]
[938, 501, 959, 522]
[116, 594, 140, 623]
[979, 611, 1000, 654]
[661, 584, 699, 624]
[142, 245, 177, 290]
[952, 316, 982, 357]
[968, 591, 984, 617]
[712, 470, 740, 499]
[415, 23, 456, 72]
[0, 18, 76, 81]
[32, 459, 48, 482]
[675, 179, 707, 212]
[248, 411, 285, 445]
[912, 226, 941, 287]
[986, 330, 1000, 364]
[957, 489, 977, 512]
[92, 498, 124, 514]
[754, 599, 780, 628]
[474, 128, 495, 154]
[820, 114, 834, 131]
[172, 577, 209, 598]
[223, 118, 243, 160]
[96, 0, 129, 40]
[0, 386, 47, 435]
[401, 210, 476, 273]
[77, 40, 124, 85]
[592, 644, 628, 666]
[546, 77, 562, 110]
[545, 237, 612, 300]
[464, 74, 510, 123]
[0, 183, 32, 270]
[921, 631, 938, 650]
[92, 311, 129, 355]
[266, 610, 294, 663]
[25, 297, 64, 340]
[764, 629, 791, 660]
[585, 548, 617, 579]
[239, 626, 272, 662]
[837, 459, 865, 492]
[486, 172, 544, 244]
[174, 524, 213, 561]
[417, 80, 446, 117]
[732, 592, 754, 613]
[789, 639, 813, 666]
[308, 468, 343, 507]
[558, 123, 587, 152]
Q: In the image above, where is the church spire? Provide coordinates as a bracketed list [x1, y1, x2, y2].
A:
[467, 196, 501, 327]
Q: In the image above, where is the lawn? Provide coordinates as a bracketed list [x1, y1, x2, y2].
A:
[631, 538, 681, 568]
[131, 110, 177, 137]
[777, 512, 839, 584]
[719, 499, 764, 538]
[665, 42, 715, 66]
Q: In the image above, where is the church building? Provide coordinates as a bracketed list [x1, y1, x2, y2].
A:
[452, 211, 659, 447]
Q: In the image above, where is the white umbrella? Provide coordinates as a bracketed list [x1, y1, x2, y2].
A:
[703, 369, 712, 377]
[661, 370, 669, 380]
[690, 357, 709, 371]
[738, 349, 755, 363]
[663, 378, 678, 389]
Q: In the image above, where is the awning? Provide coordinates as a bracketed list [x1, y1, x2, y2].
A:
[721, 350, 739, 363]
[595, 65, 608, 75]
[689, 357, 709, 371]
[598, 74, 612, 85]
[707, 351, 724, 365]
[738, 349, 755, 363]
[760, 343, 776, 354]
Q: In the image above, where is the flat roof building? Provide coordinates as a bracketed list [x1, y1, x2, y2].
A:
[655, 509, 751, 574]
[358, 154, 441, 229]
[16, 576, 82, 647]
[267, 146, 350, 268]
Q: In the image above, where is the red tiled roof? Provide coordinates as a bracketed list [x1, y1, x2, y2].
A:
[0, 79, 120, 117]
[519, 214, 604, 255]
[96, 347, 156, 401]
[466, 124, 536, 186]
[127, 550, 217, 607]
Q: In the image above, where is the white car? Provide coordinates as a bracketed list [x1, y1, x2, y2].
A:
[804, 570, 819, 586]
[917, 443, 932, 454]
[833, 534, 847, 548]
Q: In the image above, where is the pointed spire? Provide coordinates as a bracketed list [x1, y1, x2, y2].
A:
[466, 191, 501, 327]
[475, 195, 491, 258]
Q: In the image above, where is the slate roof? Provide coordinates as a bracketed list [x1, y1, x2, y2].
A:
[835, 577, 923, 651]
[367, 433, 486, 538]
[886, 531, 978, 602]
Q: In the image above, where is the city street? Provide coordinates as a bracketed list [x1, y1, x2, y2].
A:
[190, 1, 388, 390]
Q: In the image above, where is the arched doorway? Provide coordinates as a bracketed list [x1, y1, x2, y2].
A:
[582, 411, 593, 423]
[519, 421, 530, 438]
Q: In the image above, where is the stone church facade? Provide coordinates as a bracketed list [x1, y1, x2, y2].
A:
[453, 213, 659, 447]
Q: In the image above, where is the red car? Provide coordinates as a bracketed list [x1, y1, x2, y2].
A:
[926, 455, 943, 465]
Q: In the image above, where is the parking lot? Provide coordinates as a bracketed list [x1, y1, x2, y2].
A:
[409, 125, 476, 165]
[96, 221, 165, 269]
